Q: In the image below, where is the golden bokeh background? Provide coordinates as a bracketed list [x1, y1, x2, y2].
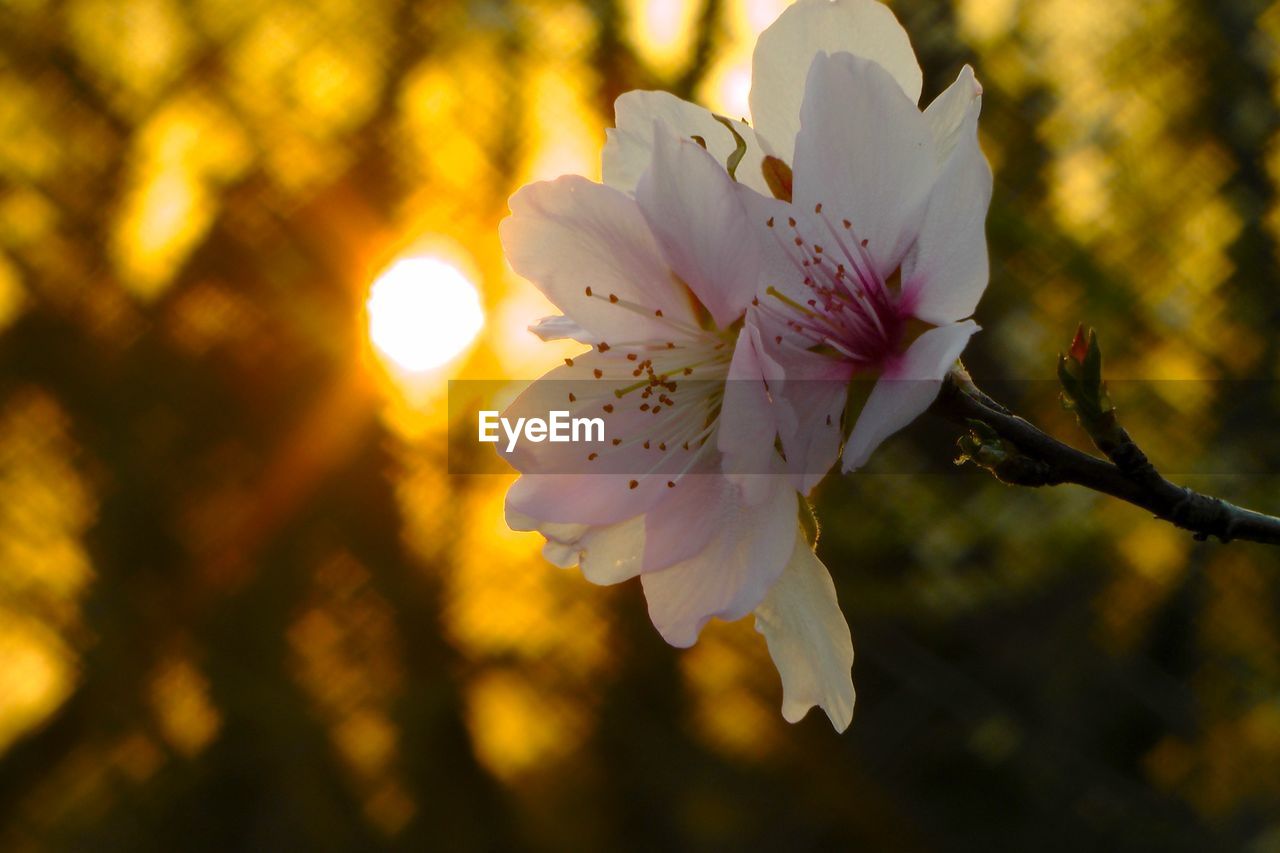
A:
[2, 0, 1280, 849]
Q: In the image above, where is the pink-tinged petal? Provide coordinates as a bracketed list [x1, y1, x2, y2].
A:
[902, 96, 992, 325]
[923, 64, 984, 163]
[529, 314, 590, 343]
[718, 321, 790, 501]
[604, 90, 771, 196]
[754, 532, 855, 731]
[501, 354, 706, 525]
[739, 188, 811, 306]
[501, 176, 699, 342]
[751, 0, 922, 164]
[772, 349, 852, 495]
[635, 125, 761, 328]
[641, 472, 729, 572]
[640, 479, 797, 647]
[506, 505, 587, 543]
[842, 320, 979, 472]
[792, 52, 937, 278]
[507, 472, 669, 529]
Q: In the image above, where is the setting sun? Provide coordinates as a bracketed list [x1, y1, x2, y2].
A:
[367, 257, 484, 372]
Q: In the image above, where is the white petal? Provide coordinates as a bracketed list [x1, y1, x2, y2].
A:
[641, 472, 725, 572]
[635, 124, 761, 329]
[750, 0, 922, 165]
[772, 351, 851, 495]
[717, 321, 791, 503]
[528, 314, 590, 343]
[640, 479, 798, 647]
[529, 515, 647, 584]
[509, 503, 645, 584]
[754, 531, 855, 731]
[502, 353, 698, 526]
[923, 64, 984, 163]
[792, 52, 937, 278]
[902, 95, 992, 325]
[843, 320, 980, 471]
[501, 176, 700, 343]
[541, 539, 577, 568]
[604, 90, 771, 196]
[576, 516, 647, 585]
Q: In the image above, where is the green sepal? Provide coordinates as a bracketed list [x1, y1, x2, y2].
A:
[712, 115, 746, 181]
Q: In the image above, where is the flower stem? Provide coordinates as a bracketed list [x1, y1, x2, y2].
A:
[932, 365, 1280, 546]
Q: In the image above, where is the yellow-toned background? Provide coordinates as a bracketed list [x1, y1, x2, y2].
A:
[2, 0, 1280, 849]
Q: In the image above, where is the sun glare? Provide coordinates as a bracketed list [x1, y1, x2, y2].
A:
[367, 257, 484, 372]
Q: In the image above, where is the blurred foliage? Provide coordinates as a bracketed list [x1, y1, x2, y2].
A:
[1, 0, 1280, 850]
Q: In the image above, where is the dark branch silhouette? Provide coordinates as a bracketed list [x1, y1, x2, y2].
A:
[933, 362, 1280, 546]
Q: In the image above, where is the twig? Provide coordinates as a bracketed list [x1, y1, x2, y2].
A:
[931, 366, 1280, 546]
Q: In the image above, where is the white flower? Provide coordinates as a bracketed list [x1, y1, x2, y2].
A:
[588, 0, 950, 729]
[599, 0, 988, 491]
[495, 0, 984, 732]
[709, 3, 992, 488]
[499, 123, 856, 730]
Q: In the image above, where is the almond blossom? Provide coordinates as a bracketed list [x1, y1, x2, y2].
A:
[720, 18, 992, 489]
[499, 123, 855, 730]
[596, 0, 990, 487]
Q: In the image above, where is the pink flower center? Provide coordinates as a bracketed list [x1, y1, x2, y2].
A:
[761, 204, 907, 371]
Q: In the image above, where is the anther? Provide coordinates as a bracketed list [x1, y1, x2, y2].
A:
[629, 480, 638, 489]
[593, 368, 603, 378]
